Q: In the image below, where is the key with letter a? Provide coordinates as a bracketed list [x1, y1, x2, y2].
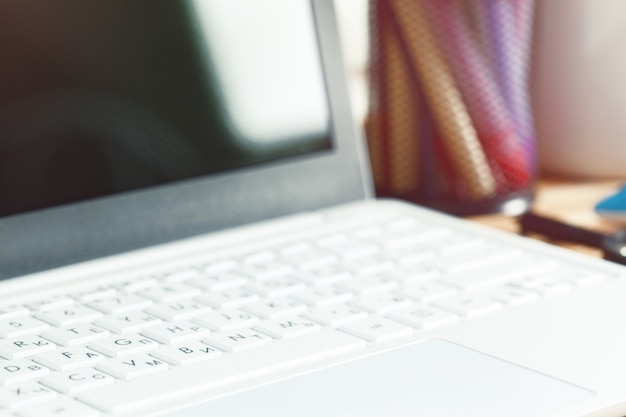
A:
[34, 346, 105, 372]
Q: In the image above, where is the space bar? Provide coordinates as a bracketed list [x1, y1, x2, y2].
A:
[78, 329, 366, 414]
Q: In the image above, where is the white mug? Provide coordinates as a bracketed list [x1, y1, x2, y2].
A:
[533, 0, 626, 179]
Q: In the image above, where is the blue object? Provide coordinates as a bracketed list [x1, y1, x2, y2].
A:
[595, 185, 626, 221]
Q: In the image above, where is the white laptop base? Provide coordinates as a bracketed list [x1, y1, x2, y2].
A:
[2, 199, 626, 417]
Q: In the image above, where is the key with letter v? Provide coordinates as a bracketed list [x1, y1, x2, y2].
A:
[96, 354, 168, 379]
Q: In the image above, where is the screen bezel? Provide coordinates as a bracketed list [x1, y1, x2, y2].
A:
[0, 0, 372, 280]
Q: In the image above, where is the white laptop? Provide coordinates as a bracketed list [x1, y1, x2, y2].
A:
[1, 1, 626, 416]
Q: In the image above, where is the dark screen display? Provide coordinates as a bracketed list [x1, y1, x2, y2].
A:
[0, 0, 331, 217]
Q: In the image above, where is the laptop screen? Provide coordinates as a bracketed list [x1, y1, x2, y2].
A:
[0, 0, 331, 218]
[0, 0, 369, 280]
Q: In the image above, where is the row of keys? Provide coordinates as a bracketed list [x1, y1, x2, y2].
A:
[5, 277, 593, 358]
[0, 300, 466, 365]
[0, 281, 608, 415]
[0, 219, 450, 309]
[0, 331, 365, 417]
[4, 242, 604, 331]
[0, 262, 604, 354]
[0, 306, 454, 396]
[0, 302, 454, 368]
[13, 257, 596, 325]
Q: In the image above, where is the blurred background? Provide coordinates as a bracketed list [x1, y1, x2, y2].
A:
[335, 0, 626, 181]
[335, 0, 626, 257]
[337, 0, 537, 215]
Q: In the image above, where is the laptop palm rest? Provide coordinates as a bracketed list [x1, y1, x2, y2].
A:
[162, 339, 593, 417]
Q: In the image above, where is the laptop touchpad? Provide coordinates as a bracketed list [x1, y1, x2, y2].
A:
[163, 339, 594, 417]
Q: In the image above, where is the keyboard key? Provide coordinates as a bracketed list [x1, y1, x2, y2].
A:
[303, 305, 368, 327]
[0, 359, 49, 385]
[141, 321, 210, 345]
[112, 278, 158, 294]
[25, 297, 73, 312]
[88, 334, 158, 358]
[0, 336, 56, 359]
[508, 274, 574, 295]
[71, 287, 116, 303]
[433, 295, 503, 318]
[337, 275, 397, 295]
[0, 305, 29, 321]
[254, 317, 321, 339]
[201, 259, 238, 274]
[316, 233, 349, 248]
[145, 299, 212, 322]
[96, 354, 168, 380]
[192, 309, 259, 333]
[33, 346, 105, 372]
[351, 225, 384, 239]
[160, 268, 201, 283]
[0, 381, 57, 410]
[297, 265, 351, 286]
[41, 324, 109, 347]
[86, 294, 152, 315]
[341, 243, 380, 260]
[442, 256, 559, 291]
[242, 298, 307, 319]
[17, 396, 100, 417]
[204, 329, 272, 352]
[292, 288, 353, 307]
[486, 287, 539, 306]
[196, 289, 260, 309]
[237, 262, 293, 281]
[385, 217, 421, 231]
[339, 316, 412, 343]
[401, 281, 457, 302]
[560, 269, 606, 287]
[77, 330, 365, 414]
[242, 250, 275, 265]
[278, 242, 313, 255]
[350, 292, 413, 314]
[40, 368, 113, 395]
[0, 317, 49, 339]
[426, 245, 521, 275]
[393, 246, 437, 266]
[344, 256, 395, 275]
[151, 341, 221, 366]
[385, 264, 440, 283]
[137, 283, 201, 303]
[507, 274, 554, 290]
[527, 280, 573, 297]
[244, 278, 306, 298]
[387, 305, 459, 330]
[381, 226, 449, 249]
[187, 272, 248, 292]
[94, 311, 162, 334]
[34, 305, 102, 327]
[283, 249, 338, 270]
[431, 234, 485, 255]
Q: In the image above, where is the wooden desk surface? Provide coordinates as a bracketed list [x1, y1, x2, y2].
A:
[469, 179, 624, 258]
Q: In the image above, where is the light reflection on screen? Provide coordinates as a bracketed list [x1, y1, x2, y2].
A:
[192, 0, 329, 146]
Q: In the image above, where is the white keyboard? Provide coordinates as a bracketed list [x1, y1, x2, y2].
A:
[0, 205, 615, 416]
